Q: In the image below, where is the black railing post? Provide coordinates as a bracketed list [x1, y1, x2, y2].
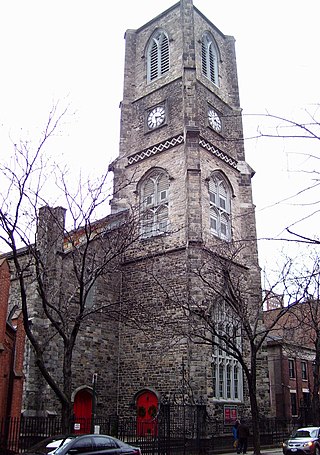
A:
[90, 373, 98, 433]
[166, 401, 171, 455]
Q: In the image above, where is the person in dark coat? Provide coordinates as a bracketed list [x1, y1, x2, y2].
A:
[237, 419, 250, 454]
[232, 420, 240, 451]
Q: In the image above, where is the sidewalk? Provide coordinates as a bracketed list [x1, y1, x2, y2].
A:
[215, 447, 283, 455]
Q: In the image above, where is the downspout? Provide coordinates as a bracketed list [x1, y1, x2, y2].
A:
[6, 328, 15, 417]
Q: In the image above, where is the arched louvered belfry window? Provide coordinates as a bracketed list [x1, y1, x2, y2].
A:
[201, 32, 219, 86]
[140, 169, 169, 237]
[147, 30, 170, 83]
[209, 172, 231, 240]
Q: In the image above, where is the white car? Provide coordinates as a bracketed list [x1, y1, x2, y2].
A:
[283, 427, 320, 455]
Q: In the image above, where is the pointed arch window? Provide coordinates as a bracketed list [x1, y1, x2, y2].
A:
[147, 30, 170, 83]
[209, 172, 231, 240]
[201, 32, 219, 86]
[140, 170, 169, 237]
[212, 302, 242, 401]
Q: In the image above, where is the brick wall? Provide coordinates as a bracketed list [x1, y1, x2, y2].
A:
[0, 259, 25, 420]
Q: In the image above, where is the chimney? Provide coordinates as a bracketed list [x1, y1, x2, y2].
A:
[36, 206, 66, 257]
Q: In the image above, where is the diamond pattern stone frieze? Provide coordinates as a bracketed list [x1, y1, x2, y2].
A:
[127, 135, 238, 170]
[127, 134, 184, 165]
[199, 137, 238, 169]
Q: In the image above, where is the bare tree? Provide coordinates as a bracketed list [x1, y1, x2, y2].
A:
[153, 242, 295, 455]
[268, 250, 320, 425]
[0, 105, 140, 432]
[247, 107, 320, 245]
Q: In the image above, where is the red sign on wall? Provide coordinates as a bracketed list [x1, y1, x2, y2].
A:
[224, 405, 238, 425]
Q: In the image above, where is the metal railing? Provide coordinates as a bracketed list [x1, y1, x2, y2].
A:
[0, 412, 296, 454]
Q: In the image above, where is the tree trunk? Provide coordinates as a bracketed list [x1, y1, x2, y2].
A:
[246, 351, 261, 455]
[249, 387, 261, 455]
[61, 342, 75, 433]
[61, 400, 74, 434]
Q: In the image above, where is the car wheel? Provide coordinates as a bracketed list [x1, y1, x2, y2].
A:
[315, 446, 320, 455]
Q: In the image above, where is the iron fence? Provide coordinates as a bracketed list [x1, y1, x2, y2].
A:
[0, 410, 297, 455]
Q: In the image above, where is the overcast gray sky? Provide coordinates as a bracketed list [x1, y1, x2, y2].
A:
[1, 0, 319, 268]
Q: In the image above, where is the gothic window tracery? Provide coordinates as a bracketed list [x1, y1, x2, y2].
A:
[147, 30, 170, 83]
[211, 302, 242, 401]
[140, 169, 169, 237]
[209, 172, 231, 240]
[201, 32, 219, 86]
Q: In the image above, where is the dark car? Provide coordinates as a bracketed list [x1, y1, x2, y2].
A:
[22, 435, 75, 455]
[283, 427, 320, 455]
[23, 434, 142, 455]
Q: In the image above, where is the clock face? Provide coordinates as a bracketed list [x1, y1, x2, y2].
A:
[147, 105, 166, 129]
[208, 109, 222, 132]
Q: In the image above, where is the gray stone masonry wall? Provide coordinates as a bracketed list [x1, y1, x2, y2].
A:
[109, 0, 270, 419]
[6, 211, 123, 416]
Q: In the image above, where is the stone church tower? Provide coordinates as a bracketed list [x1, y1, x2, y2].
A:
[110, 0, 269, 420]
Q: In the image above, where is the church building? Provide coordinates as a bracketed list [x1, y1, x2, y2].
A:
[1, 0, 270, 431]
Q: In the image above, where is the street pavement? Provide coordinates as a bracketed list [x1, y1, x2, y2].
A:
[259, 449, 283, 455]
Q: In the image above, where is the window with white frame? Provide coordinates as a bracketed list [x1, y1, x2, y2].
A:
[289, 359, 296, 379]
[140, 170, 169, 237]
[201, 32, 219, 86]
[301, 361, 308, 380]
[147, 30, 170, 83]
[211, 303, 242, 401]
[209, 172, 231, 240]
[303, 391, 310, 407]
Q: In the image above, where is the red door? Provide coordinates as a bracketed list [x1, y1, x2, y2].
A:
[136, 391, 158, 437]
[73, 389, 92, 434]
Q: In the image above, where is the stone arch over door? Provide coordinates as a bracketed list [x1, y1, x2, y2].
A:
[73, 387, 92, 434]
[136, 389, 159, 436]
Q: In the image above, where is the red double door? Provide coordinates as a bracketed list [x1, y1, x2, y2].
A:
[136, 390, 159, 437]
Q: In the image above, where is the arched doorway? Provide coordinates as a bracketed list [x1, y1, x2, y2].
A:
[73, 389, 92, 434]
[136, 390, 159, 437]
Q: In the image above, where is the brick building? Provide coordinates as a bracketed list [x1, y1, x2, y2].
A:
[264, 302, 317, 421]
[0, 258, 25, 421]
[1, 0, 270, 428]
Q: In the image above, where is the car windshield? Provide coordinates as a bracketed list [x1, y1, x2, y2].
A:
[52, 446, 63, 455]
[46, 437, 74, 454]
[294, 429, 317, 438]
[51, 447, 64, 455]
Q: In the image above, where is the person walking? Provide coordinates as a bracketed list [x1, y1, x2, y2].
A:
[232, 419, 240, 451]
[237, 419, 250, 454]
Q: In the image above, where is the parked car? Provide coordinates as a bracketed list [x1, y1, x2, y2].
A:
[283, 427, 320, 455]
[22, 435, 75, 454]
[23, 434, 142, 455]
